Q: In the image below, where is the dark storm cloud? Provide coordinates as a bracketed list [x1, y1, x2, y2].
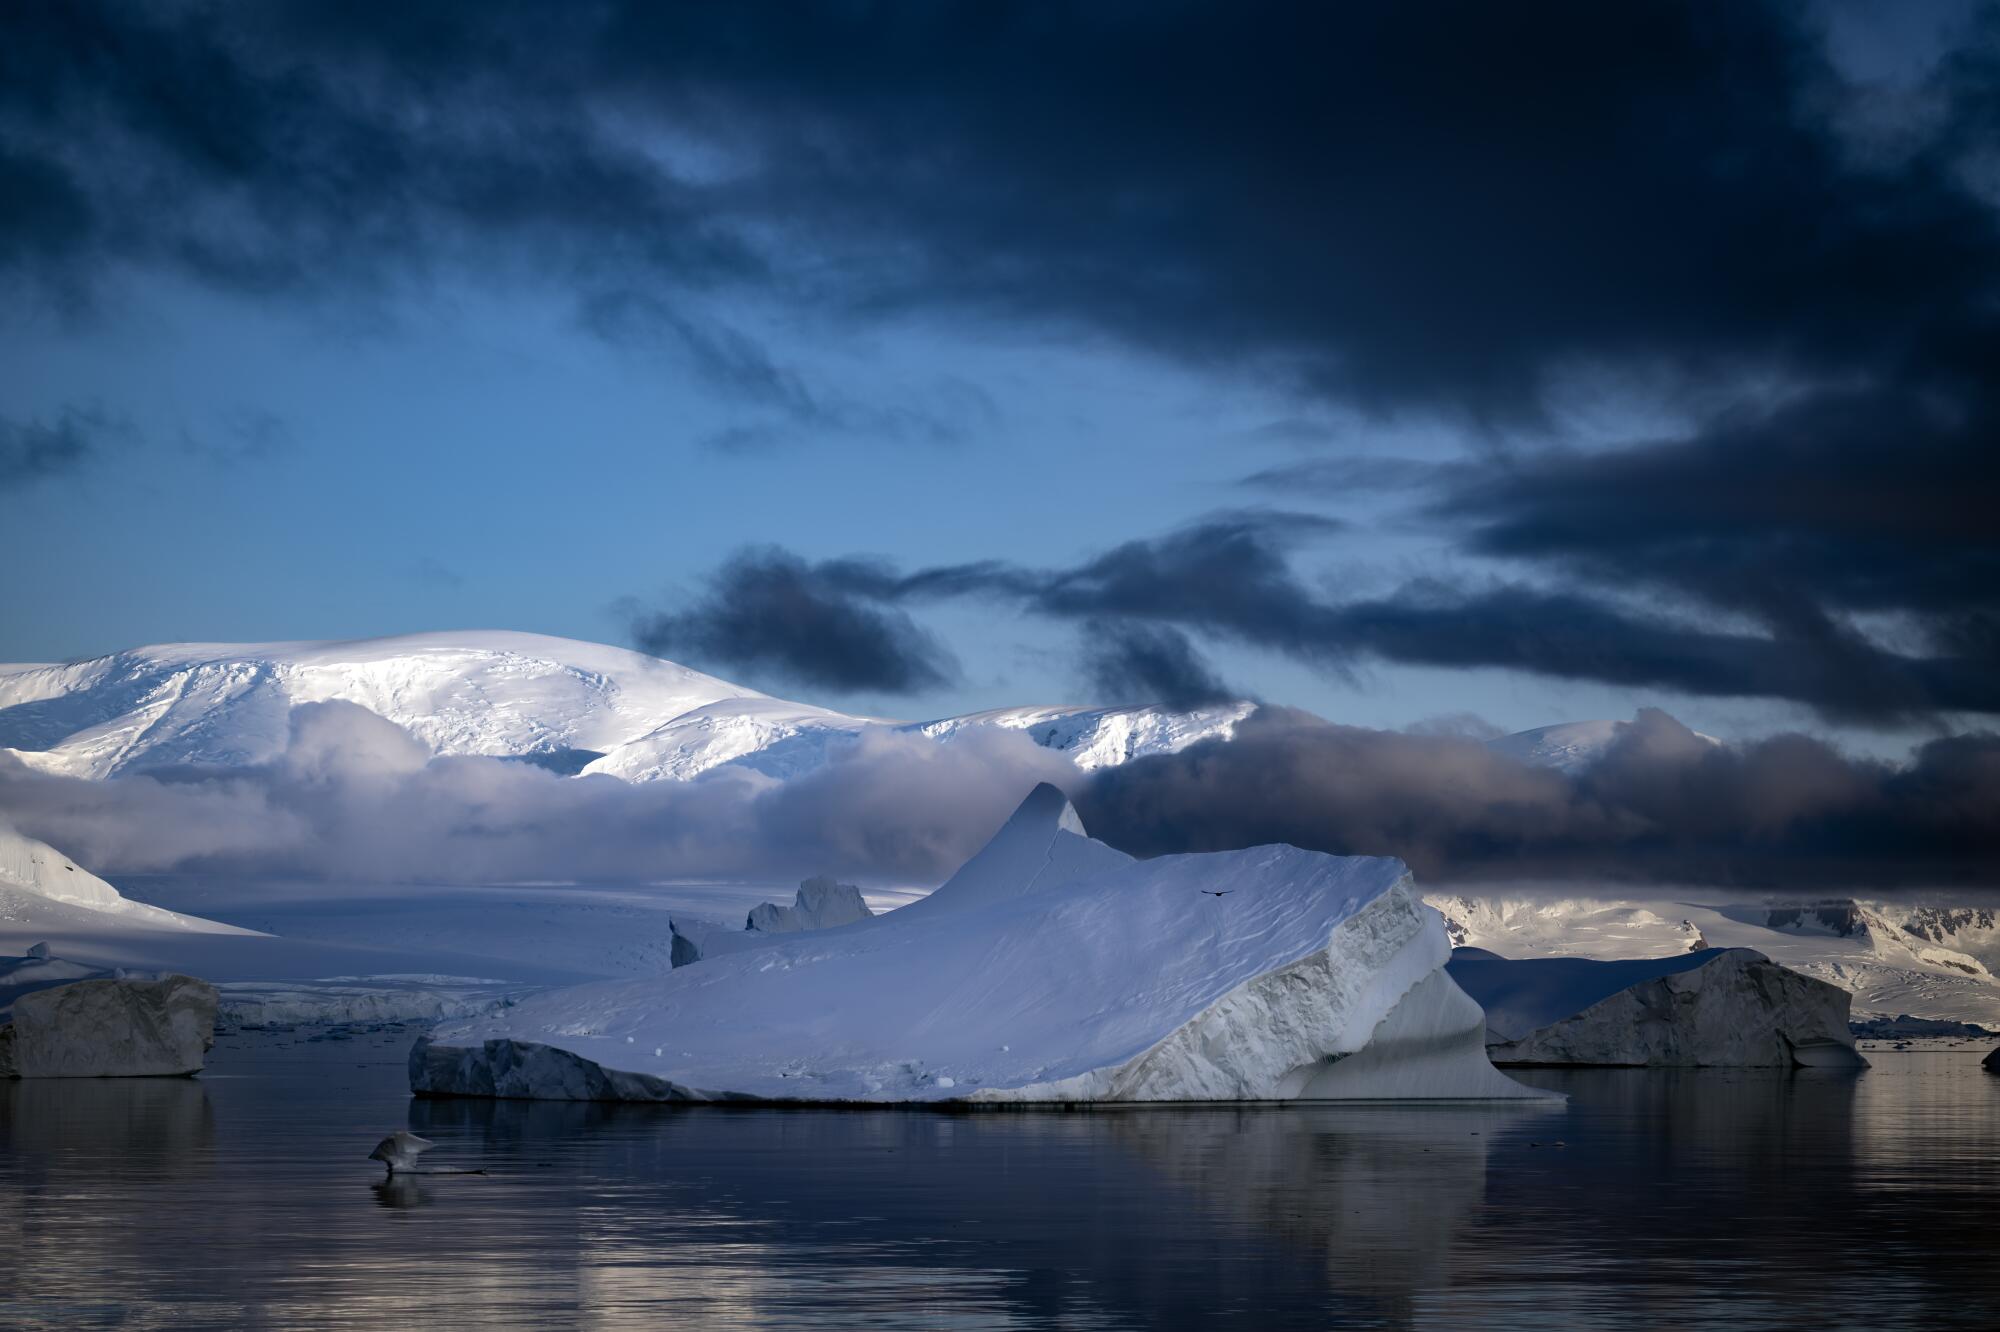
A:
[630, 547, 957, 696]
[5, 2, 1994, 417]
[1440, 385, 2000, 624]
[763, 510, 2000, 720]
[1396, 380, 2000, 718]
[1076, 707, 2000, 889]
[0, 406, 113, 488]
[1079, 622, 1235, 712]
[9, 1, 2000, 715]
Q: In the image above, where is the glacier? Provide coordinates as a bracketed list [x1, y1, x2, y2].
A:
[1447, 947, 1867, 1068]
[412, 785, 1548, 1104]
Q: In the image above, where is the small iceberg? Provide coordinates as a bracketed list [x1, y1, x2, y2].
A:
[1446, 947, 1867, 1068]
[1, 955, 219, 1079]
[414, 785, 1548, 1103]
[669, 875, 877, 966]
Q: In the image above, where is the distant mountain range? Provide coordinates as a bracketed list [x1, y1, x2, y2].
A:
[0, 631, 1252, 782]
[2, 632, 1698, 787]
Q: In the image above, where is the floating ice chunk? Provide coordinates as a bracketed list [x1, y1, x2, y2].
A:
[0, 973, 218, 1078]
[1448, 947, 1867, 1068]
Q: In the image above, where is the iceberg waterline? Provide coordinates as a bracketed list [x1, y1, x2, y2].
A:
[415, 785, 1550, 1104]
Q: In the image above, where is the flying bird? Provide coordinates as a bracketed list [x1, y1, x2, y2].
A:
[368, 1131, 489, 1176]
[1201, 890, 1233, 897]
[368, 1131, 435, 1175]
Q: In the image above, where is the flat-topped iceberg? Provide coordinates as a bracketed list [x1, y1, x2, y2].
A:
[1446, 946, 1866, 1068]
[1, 971, 219, 1078]
[414, 785, 1546, 1103]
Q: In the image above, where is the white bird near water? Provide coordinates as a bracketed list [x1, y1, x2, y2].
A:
[368, 1131, 436, 1174]
[368, 1131, 487, 1176]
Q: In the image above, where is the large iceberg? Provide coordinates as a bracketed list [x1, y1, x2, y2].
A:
[414, 785, 1547, 1103]
[1, 972, 219, 1078]
[1446, 947, 1866, 1068]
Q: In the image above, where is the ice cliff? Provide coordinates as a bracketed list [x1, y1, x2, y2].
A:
[412, 785, 1547, 1103]
[1447, 947, 1866, 1068]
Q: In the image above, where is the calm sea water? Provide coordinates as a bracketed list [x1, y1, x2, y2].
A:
[5, 1029, 1999, 1330]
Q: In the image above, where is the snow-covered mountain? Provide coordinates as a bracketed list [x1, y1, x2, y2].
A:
[0, 632, 760, 779]
[1486, 717, 1720, 773]
[0, 632, 1250, 783]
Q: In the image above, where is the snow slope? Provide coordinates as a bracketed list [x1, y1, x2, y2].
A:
[1, 825, 246, 935]
[1, 633, 1249, 783]
[415, 786, 1548, 1103]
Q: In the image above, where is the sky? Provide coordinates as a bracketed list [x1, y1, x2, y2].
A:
[5, 0, 1999, 756]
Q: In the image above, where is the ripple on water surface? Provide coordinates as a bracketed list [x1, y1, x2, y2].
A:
[4, 1029, 2000, 1329]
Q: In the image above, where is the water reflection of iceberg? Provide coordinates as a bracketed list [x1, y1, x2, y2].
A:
[403, 1095, 1563, 1327]
[1110, 1103, 1560, 1300]
[1, 1076, 213, 1173]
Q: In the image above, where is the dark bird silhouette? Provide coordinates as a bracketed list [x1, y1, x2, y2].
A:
[1201, 890, 1233, 897]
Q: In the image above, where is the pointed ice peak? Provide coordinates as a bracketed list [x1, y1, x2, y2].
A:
[910, 783, 1130, 917]
[1057, 796, 1088, 838]
[1010, 782, 1085, 836]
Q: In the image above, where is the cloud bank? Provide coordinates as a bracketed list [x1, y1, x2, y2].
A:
[1080, 708, 2000, 890]
[4, 701, 1997, 892]
[0, 701, 1073, 884]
